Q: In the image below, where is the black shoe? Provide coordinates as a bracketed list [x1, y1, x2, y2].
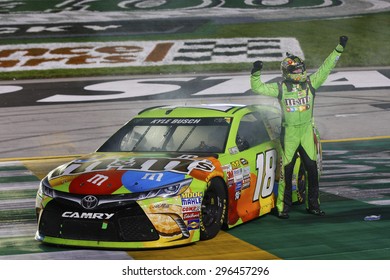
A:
[278, 212, 290, 219]
[306, 208, 325, 216]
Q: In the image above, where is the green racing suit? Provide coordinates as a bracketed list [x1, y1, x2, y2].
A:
[251, 44, 345, 214]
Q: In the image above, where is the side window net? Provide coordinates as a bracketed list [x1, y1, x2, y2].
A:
[236, 112, 271, 149]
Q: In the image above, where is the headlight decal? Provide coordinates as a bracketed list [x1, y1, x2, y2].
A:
[121, 170, 186, 192]
[39, 178, 54, 198]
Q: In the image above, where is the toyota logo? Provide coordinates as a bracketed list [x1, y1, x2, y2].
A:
[81, 195, 99, 209]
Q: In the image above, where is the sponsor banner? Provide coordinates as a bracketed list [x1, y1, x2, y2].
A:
[0, 0, 343, 13]
[1, 70, 390, 107]
[0, 19, 208, 39]
[0, 37, 303, 72]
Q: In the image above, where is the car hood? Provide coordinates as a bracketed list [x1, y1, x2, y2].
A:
[46, 152, 223, 195]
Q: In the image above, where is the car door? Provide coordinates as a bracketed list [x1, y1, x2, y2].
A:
[223, 111, 281, 227]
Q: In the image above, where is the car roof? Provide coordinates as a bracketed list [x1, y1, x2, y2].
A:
[137, 104, 253, 118]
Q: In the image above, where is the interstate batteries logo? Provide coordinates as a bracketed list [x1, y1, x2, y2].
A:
[0, 38, 304, 72]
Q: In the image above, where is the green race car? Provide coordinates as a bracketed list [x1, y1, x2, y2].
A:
[35, 104, 321, 248]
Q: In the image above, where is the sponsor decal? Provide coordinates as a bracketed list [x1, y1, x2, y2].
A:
[87, 174, 109, 186]
[242, 166, 251, 176]
[235, 181, 243, 191]
[181, 191, 203, 199]
[56, 156, 216, 178]
[181, 192, 202, 220]
[243, 177, 251, 189]
[187, 219, 200, 230]
[285, 95, 311, 113]
[243, 166, 251, 188]
[187, 159, 215, 173]
[227, 170, 234, 185]
[151, 203, 170, 209]
[233, 168, 243, 183]
[230, 160, 241, 169]
[68, 170, 125, 195]
[122, 170, 184, 192]
[181, 192, 202, 225]
[61, 211, 114, 220]
[285, 93, 309, 104]
[81, 195, 99, 210]
[235, 190, 241, 200]
[183, 212, 200, 220]
[182, 205, 201, 213]
[181, 197, 202, 206]
[222, 164, 232, 172]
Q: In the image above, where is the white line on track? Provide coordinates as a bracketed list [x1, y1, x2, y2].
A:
[0, 170, 35, 177]
[0, 198, 35, 210]
[0, 222, 36, 238]
[0, 182, 39, 191]
[335, 114, 360, 118]
[0, 161, 22, 167]
[0, 250, 133, 260]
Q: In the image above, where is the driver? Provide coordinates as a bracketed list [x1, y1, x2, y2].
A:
[250, 36, 348, 219]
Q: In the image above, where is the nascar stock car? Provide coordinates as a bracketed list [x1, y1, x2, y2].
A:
[35, 104, 322, 249]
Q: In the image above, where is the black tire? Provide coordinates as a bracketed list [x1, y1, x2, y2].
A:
[200, 177, 227, 240]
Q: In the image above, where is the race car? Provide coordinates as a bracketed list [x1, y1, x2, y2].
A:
[35, 104, 321, 249]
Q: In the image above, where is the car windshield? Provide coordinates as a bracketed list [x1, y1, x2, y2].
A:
[98, 117, 231, 153]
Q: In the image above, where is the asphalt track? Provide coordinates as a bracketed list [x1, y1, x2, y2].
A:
[1, 68, 390, 158]
[0, 0, 389, 261]
[0, 137, 389, 260]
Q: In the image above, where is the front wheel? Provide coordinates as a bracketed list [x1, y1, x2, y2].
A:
[200, 177, 227, 240]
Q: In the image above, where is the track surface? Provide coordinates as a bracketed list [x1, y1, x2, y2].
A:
[1, 68, 390, 158]
[0, 137, 389, 260]
[0, 73, 389, 259]
[0, 0, 389, 260]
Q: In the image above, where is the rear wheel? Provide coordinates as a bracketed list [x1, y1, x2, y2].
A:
[200, 178, 227, 240]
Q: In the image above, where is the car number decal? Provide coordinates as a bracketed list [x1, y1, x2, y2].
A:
[253, 149, 277, 201]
